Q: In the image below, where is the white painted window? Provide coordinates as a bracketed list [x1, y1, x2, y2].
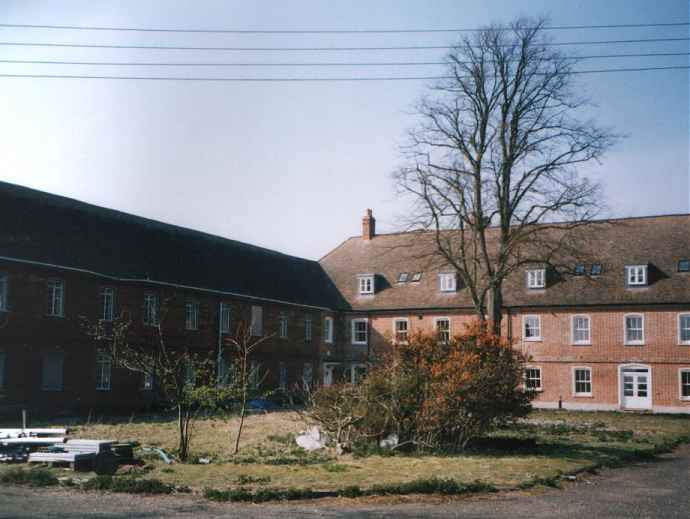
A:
[624, 314, 644, 345]
[626, 265, 647, 286]
[394, 318, 409, 343]
[358, 275, 374, 295]
[279, 314, 288, 339]
[523, 315, 542, 341]
[302, 363, 313, 388]
[351, 319, 368, 345]
[678, 314, 690, 345]
[100, 288, 114, 321]
[0, 274, 7, 311]
[305, 318, 312, 341]
[143, 293, 159, 326]
[47, 279, 64, 317]
[680, 369, 690, 400]
[397, 272, 409, 283]
[438, 273, 457, 292]
[525, 367, 542, 391]
[573, 367, 592, 396]
[572, 315, 591, 344]
[678, 259, 690, 272]
[527, 268, 546, 289]
[220, 303, 231, 334]
[250, 305, 263, 336]
[279, 362, 288, 390]
[95, 351, 112, 391]
[41, 352, 64, 391]
[185, 302, 199, 330]
[0, 351, 5, 389]
[141, 371, 154, 391]
[323, 316, 334, 343]
[435, 317, 451, 343]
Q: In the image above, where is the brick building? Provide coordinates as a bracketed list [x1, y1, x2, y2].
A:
[0, 181, 689, 414]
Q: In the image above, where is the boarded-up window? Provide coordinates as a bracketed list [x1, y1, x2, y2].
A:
[251, 306, 263, 336]
[42, 352, 64, 391]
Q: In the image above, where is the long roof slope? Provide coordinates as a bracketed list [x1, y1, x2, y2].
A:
[0, 181, 345, 309]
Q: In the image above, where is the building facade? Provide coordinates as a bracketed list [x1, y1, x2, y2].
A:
[0, 182, 688, 414]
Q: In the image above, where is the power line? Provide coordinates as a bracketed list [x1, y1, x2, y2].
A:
[0, 21, 687, 34]
[0, 65, 685, 81]
[0, 37, 687, 52]
[0, 52, 687, 67]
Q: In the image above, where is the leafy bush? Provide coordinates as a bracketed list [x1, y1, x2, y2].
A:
[82, 475, 173, 494]
[235, 474, 271, 485]
[0, 468, 58, 487]
[203, 486, 319, 502]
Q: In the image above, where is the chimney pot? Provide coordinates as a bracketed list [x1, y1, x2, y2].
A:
[362, 209, 376, 240]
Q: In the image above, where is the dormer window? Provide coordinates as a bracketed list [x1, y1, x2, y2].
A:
[358, 274, 375, 295]
[438, 272, 457, 292]
[397, 272, 409, 283]
[411, 272, 422, 282]
[626, 265, 647, 286]
[678, 259, 690, 273]
[526, 268, 546, 289]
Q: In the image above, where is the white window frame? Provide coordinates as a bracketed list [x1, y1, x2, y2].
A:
[305, 317, 312, 341]
[397, 272, 409, 283]
[323, 316, 334, 343]
[143, 293, 159, 326]
[278, 314, 289, 339]
[527, 268, 546, 289]
[141, 371, 154, 391]
[393, 318, 409, 344]
[411, 272, 422, 282]
[679, 369, 690, 401]
[0, 274, 8, 312]
[434, 317, 451, 343]
[220, 303, 231, 334]
[626, 265, 648, 286]
[185, 301, 199, 331]
[100, 287, 115, 322]
[351, 318, 368, 345]
[95, 351, 112, 391]
[624, 313, 645, 345]
[525, 366, 543, 392]
[47, 279, 64, 317]
[438, 273, 457, 292]
[250, 305, 263, 336]
[571, 314, 591, 345]
[357, 275, 375, 295]
[678, 313, 690, 345]
[572, 367, 593, 397]
[523, 315, 542, 341]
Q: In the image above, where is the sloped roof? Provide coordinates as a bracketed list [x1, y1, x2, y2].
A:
[0, 181, 345, 309]
[320, 215, 690, 311]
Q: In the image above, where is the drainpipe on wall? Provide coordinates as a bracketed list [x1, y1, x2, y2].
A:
[217, 301, 223, 385]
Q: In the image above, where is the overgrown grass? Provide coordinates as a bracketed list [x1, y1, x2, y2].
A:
[0, 467, 59, 487]
[82, 475, 173, 494]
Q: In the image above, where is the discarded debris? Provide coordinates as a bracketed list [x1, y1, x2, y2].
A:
[295, 426, 327, 451]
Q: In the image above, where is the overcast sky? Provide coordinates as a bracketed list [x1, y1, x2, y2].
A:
[0, 1, 688, 260]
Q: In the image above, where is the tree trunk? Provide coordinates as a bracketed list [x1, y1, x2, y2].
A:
[490, 283, 503, 336]
[177, 403, 189, 461]
[233, 383, 247, 455]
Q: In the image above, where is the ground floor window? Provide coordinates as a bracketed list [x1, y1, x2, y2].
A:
[279, 362, 287, 390]
[302, 363, 313, 388]
[681, 369, 690, 400]
[141, 371, 154, 391]
[525, 367, 542, 391]
[0, 351, 5, 390]
[435, 318, 450, 343]
[573, 367, 592, 396]
[41, 352, 64, 391]
[394, 319, 409, 343]
[95, 351, 112, 391]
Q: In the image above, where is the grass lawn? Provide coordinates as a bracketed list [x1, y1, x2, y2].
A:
[2, 409, 689, 495]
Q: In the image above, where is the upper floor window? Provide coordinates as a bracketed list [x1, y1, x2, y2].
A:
[626, 265, 647, 286]
[250, 305, 263, 336]
[435, 317, 450, 343]
[438, 273, 457, 292]
[678, 259, 689, 273]
[323, 316, 334, 343]
[525, 367, 542, 391]
[523, 315, 542, 341]
[220, 303, 231, 334]
[680, 369, 690, 400]
[358, 275, 374, 295]
[678, 314, 690, 345]
[572, 315, 591, 345]
[143, 293, 159, 326]
[526, 268, 546, 289]
[278, 314, 288, 339]
[95, 351, 112, 391]
[305, 318, 312, 341]
[624, 314, 644, 345]
[351, 319, 368, 345]
[100, 288, 115, 321]
[573, 367, 592, 396]
[394, 318, 409, 344]
[0, 274, 7, 311]
[47, 280, 64, 317]
[185, 302, 199, 330]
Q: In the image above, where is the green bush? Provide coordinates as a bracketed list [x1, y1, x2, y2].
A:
[82, 475, 173, 494]
[0, 468, 58, 487]
[338, 485, 363, 498]
[235, 474, 271, 485]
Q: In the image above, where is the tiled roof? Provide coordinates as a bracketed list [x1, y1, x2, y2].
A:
[320, 215, 690, 311]
[0, 181, 345, 309]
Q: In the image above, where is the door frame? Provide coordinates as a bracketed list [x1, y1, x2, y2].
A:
[618, 363, 652, 410]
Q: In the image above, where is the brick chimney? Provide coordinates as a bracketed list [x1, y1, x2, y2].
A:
[362, 209, 376, 240]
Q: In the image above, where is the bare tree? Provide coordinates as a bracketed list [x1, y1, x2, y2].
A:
[395, 17, 618, 333]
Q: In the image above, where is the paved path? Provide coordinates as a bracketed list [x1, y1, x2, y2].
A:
[1, 445, 688, 518]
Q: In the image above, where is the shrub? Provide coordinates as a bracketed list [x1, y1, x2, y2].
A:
[235, 474, 271, 485]
[338, 485, 362, 497]
[0, 468, 58, 487]
[82, 475, 173, 494]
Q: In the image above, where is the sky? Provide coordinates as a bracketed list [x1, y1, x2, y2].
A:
[0, 1, 688, 260]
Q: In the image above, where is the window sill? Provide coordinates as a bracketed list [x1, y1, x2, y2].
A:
[573, 393, 593, 398]
[528, 388, 544, 393]
[678, 343, 690, 346]
[524, 337, 543, 342]
[96, 388, 111, 392]
[624, 342, 645, 346]
[679, 397, 690, 402]
[572, 342, 592, 346]
[352, 342, 367, 346]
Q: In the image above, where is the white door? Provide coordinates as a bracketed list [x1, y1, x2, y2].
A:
[323, 364, 334, 386]
[621, 367, 651, 410]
